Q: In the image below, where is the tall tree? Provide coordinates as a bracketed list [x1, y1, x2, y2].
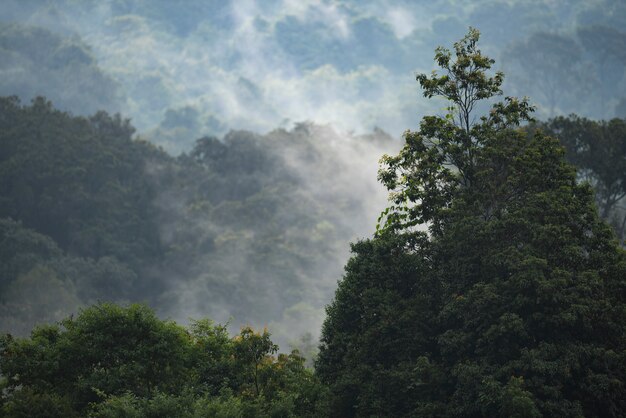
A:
[317, 28, 626, 417]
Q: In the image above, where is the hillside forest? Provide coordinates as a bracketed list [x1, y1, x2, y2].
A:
[1, 1, 626, 417]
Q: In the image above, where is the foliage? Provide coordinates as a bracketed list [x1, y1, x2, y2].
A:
[233, 326, 278, 396]
[2, 12, 626, 416]
[0, 303, 327, 417]
[378, 27, 533, 235]
[0, 95, 392, 350]
[0, 218, 136, 335]
[316, 234, 434, 416]
[0, 96, 163, 266]
[0, 218, 61, 291]
[318, 28, 626, 417]
[1, 387, 79, 418]
[533, 116, 626, 244]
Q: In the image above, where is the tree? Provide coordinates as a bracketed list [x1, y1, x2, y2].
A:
[317, 28, 626, 417]
[503, 32, 588, 117]
[577, 25, 626, 118]
[534, 116, 626, 245]
[378, 27, 532, 236]
[0, 303, 192, 413]
[233, 326, 278, 397]
[316, 234, 435, 417]
[0, 219, 137, 336]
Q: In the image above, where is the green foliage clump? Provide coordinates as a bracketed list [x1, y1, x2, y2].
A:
[0, 218, 136, 334]
[317, 28, 626, 417]
[0, 303, 328, 417]
[0, 96, 163, 266]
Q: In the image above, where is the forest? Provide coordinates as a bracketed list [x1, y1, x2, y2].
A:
[1, 1, 626, 417]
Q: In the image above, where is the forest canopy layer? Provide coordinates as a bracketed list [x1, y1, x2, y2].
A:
[0, 95, 393, 349]
[1, 2, 626, 416]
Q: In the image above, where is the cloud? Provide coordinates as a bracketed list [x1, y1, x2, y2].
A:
[386, 7, 417, 38]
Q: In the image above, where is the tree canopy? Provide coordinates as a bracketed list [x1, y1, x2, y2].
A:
[0, 95, 393, 348]
[317, 28, 626, 417]
[0, 303, 328, 417]
[2, 22, 626, 418]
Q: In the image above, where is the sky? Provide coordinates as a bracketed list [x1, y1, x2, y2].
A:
[2, 0, 624, 153]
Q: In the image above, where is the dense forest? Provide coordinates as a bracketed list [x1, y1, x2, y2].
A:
[0, 95, 394, 350]
[1, 1, 626, 417]
[2, 29, 626, 416]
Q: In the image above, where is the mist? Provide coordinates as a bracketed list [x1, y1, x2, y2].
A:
[0, 0, 625, 351]
[148, 123, 396, 348]
[3, 1, 623, 152]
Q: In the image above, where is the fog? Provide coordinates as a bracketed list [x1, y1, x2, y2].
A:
[3, 0, 623, 152]
[146, 124, 396, 348]
[0, 0, 625, 350]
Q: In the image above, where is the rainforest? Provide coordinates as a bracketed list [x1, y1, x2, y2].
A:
[1, 1, 626, 417]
